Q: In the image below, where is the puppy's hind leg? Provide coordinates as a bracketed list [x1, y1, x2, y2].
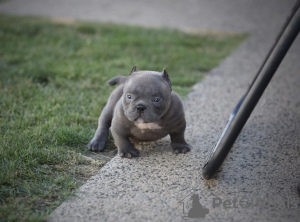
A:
[88, 85, 123, 152]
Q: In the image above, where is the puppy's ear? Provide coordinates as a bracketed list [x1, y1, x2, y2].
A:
[129, 65, 138, 75]
[162, 68, 172, 90]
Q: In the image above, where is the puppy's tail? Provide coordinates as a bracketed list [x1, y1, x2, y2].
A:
[107, 76, 127, 86]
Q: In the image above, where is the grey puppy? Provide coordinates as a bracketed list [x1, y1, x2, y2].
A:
[88, 66, 190, 158]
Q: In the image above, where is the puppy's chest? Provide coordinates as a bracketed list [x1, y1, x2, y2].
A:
[134, 122, 162, 132]
[130, 122, 167, 141]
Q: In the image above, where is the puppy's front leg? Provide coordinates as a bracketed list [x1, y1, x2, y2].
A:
[170, 126, 190, 154]
[88, 84, 124, 152]
[111, 128, 140, 158]
[88, 106, 111, 151]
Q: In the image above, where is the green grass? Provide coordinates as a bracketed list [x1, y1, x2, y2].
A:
[0, 14, 247, 221]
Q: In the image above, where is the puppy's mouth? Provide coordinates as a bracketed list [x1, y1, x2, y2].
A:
[134, 116, 147, 123]
[126, 108, 158, 123]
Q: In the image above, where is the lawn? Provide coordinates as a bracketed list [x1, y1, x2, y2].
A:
[0, 14, 247, 221]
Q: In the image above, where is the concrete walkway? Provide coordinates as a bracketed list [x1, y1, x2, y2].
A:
[1, 0, 299, 221]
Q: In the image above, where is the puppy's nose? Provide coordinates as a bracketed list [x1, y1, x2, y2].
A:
[136, 104, 146, 112]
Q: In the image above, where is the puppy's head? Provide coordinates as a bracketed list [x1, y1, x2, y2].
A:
[122, 66, 172, 123]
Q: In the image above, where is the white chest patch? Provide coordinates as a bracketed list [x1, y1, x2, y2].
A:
[134, 122, 162, 130]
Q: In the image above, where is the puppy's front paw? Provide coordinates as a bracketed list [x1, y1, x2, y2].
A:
[87, 138, 106, 152]
[118, 147, 140, 158]
[171, 143, 191, 154]
[88, 131, 109, 152]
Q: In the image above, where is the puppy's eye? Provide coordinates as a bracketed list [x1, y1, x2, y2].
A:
[127, 94, 132, 99]
[153, 97, 161, 103]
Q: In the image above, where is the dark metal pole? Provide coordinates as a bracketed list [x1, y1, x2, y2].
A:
[202, 0, 300, 180]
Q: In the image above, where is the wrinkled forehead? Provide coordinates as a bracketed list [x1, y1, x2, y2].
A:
[124, 72, 170, 95]
[130, 71, 162, 81]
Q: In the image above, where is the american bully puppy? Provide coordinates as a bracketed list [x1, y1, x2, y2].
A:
[88, 66, 190, 158]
